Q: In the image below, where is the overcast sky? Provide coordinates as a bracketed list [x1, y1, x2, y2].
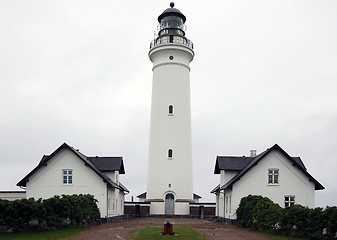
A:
[1, 0, 336, 206]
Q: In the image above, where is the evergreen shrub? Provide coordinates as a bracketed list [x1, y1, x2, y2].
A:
[0, 194, 100, 232]
[236, 195, 337, 240]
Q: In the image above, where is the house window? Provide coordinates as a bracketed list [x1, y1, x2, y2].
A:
[268, 169, 279, 184]
[168, 105, 174, 115]
[168, 149, 173, 158]
[285, 195, 295, 207]
[63, 170, 73, 184]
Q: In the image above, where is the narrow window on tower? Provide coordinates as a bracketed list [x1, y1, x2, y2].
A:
[168, 105, 174, 116]
[168, 149, 173, 159]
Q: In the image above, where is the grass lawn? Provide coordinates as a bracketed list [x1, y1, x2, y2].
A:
[255, 231, 309, 240]
[0, 227, 88, 240]
[133, 226, 204, 240]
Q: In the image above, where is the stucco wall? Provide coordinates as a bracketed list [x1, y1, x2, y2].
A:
[25, 148, 109, 217]
[146, 45, 194, 214]
[0, 191, 26, 201]
[228, 149, 316, 219]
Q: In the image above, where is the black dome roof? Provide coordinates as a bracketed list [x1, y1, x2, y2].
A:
[157, 2, 186, 23]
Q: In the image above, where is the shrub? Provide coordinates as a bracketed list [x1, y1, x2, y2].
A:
[0, 194, 100, 232]
[236, 195, 337, 240]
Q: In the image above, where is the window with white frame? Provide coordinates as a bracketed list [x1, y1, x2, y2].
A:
[268, 169, 279, 184]
[284, 195, 295, 207]
[63, 170, 73, 184]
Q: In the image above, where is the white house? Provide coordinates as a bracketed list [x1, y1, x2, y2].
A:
[17, 143, 129, 218]
[211, 144, 324, 220]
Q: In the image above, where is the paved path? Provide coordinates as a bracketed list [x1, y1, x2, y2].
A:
[69, 218, 273, 240]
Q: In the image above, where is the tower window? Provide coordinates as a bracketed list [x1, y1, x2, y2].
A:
[168, 105, 174, 115]
[168, 149, 173, 158]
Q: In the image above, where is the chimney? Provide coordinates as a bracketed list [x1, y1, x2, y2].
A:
[250, 150, 257, 157]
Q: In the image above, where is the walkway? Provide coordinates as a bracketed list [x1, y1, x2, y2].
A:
[69, 217, 273, 240]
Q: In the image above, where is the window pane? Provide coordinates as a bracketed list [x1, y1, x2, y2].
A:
[168, 149, 173, 158]
[68, 176, 72, 184]
[274, 175, 278, 183]
[269, 170, 273, 174]
[169, 105, 173, 114]
[274, 169, 279, 175]
[285, 196, 289, 201]
[63, 171, 67, 175]
[268, 175, 273, 183]
[68, 170, 72, 175]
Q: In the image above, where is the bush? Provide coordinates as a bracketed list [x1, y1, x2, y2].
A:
[236, 195, 282, 230]
[0, 194, 100, 232]
[236, 195, 337, 240]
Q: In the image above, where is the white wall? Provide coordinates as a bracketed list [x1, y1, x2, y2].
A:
[0, 191, 26, 201]
[26, 148, 109, 217]
[146, 44, 194, 214]
[150, 202, 165, 214]
[228, 149, 316, 219]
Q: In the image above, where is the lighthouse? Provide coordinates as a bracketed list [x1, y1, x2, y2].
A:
[146, 2, 194, 215]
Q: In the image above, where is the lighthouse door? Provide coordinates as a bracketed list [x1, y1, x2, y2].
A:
[165, 193, 175, 215]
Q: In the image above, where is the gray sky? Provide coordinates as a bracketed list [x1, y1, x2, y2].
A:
[1, 0, 336, 206]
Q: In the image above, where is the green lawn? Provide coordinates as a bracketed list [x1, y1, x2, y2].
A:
[0, 227, 87, 240]
[133, 226, 204, 240]
[255, 231, 309, 240]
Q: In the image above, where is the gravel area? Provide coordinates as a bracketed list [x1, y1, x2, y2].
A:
[69, 218, 273, 240]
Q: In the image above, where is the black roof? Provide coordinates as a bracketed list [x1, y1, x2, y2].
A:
[214, 156, 253, 173]
[17, 143, 128, 192]
[88, 157, 125, 174]
[158, 2, 186, 23]
[137, 192, 147, 198]
[212, 144, 324, 192]
[193, 193, 202, 199]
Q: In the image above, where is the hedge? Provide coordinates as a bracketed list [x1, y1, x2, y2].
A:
[236, 195, 337, 240]
[0, 194, 100, 232]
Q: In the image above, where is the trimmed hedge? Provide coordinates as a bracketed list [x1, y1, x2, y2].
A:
[0, 194, 100, 232]
[236, 195, 337, 240]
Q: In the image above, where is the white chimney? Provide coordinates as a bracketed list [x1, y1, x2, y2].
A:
[250, 150, 257, 157]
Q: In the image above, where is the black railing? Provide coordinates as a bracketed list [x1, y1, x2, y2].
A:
[150, 35, 193, 50]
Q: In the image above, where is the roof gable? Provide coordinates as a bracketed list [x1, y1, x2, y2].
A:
[216, 144, 324, 191]
[17, 143, 128, 192]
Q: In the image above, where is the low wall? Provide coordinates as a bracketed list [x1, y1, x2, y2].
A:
[124, 201, 216, 219]
[0, 191, 26, 201]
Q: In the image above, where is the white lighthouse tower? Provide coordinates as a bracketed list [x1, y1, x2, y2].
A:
[146, 2, 194, 215]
